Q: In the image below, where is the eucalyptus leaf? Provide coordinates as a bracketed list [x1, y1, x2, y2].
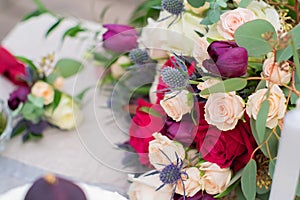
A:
[239, 0, 252, 8]
[214, 180, 240, 198]
[55, 58, 83, 78]
[256, 100, 270, 143]
[139, 106, 161, 117]
[200, 78, 247, 95]
[268, 160, 276, 178]
[241, 159, 257, 200]
[28, 94, 44, 108]
[235, 19, 277, 57]
[187, 0, 206, 8]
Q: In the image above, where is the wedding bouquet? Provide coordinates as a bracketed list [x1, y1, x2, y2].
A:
[93, 0, 300, 199]
[0, 47, 84, 141]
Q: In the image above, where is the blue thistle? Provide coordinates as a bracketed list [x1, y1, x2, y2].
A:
[161, 67, 188, 89]
[145, 150, 188, 200]
[162, 0, 184, 15]
[129, 48, 150, 65]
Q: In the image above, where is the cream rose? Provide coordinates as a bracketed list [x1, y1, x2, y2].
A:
[128, 171, 173, 200]
[247, 0, 281, 31]
[217, 8, 256, 40]
[149, 132, 185, 170]
[199, 162, 232, 195]
[160, 90, 193, 122]
[186, 149, 199, 166]
[204, 92, 245, 131]
[262, 55, 291, 85]
[45, 94, 82, 130]
[192, 37, 210, 67]
[31, 81, 54, 105]
[176, 167, 202, 197]
[246, 85, 286, 129]
[197, 78, 222, 99]
[140, 11, 206, 58]
[53, 77, 64, 90]
[111, 56, 129, 79]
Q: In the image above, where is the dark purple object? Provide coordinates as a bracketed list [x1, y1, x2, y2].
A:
[174, 192, 215, 200]
[7, 86, 30, 110]
[203, 41, 248, 78]
[102, 24, 138, 53]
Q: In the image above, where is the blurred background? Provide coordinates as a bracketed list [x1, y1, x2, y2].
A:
[0, 0, 142, 40]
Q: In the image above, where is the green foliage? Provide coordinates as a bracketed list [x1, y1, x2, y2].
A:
[200, 78, 247, 95]
[22, 0, 49, 21]
[0, 112, 7, 134]
[239, 0, 252, 8]
[55, 58, 83, 78]
[276, 24, 300, 62]
[214, 180, 240, 198]
[130, 0, 161, 27]
[62, 24, 86, 41]
[46, 17, 65, 37]
[256, 100, 270, 143]
[235, 19, 277, 57]
[21, 98, 44, 124]
[187, 0, 206, 8]
[241, 159, 257, 200]
[52, 90, 62, 112]
[200, 2, 222, 25]
[139, 106, 161, 117]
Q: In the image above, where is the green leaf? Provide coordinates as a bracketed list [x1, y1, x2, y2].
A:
[21, 102, 44, 124]
[32, 0, 48, 12]
[52, 90, 62, 112]
[207, 5, 221, 23]
[256, 99, 270, 143]
[187, 0, 206, 8]
[62, 24, 86, 41]
[16, 56, 38, 71]
[296, 180, 300, 196]
[28, 94, 44, 108]
[268, 160, 276, 178]
[235, 19, 277, 57]
[75, 86, 92, 102]
[200, 78, 247, 95]
[45, 17, 64, 37]
[55, 58, 83, 78]
[276, 23, 300, 62]
[22, 10, 47, 21]
[241, 159, 257, 200]
[216, 0, 227, 8]
[139, 107, 161, 117]
[239, 0, 252, 8]
[228, 169, 243, 187]
[291, 37, 300, 82]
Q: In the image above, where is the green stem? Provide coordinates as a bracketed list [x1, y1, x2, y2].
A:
[248, 57, 263, 63]
[291, 37, 300, 82]
[32, 0, 47, 12]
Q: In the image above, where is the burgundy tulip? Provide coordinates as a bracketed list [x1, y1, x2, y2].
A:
[8, 86, 30, 110]
[102, 24, 138, 53]
[202, 41, 248, 78]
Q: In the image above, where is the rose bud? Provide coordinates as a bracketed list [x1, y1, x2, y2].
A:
[202, 41, 248, 78]
[8, 86, 30, 110]
[102, 24, 138, 53]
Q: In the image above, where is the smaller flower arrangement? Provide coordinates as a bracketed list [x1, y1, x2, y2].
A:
[3, 51, 85, 142]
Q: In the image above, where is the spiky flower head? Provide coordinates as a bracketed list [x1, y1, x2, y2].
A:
[129, 48, 150, 65]
[161, 67, 188, 88]
[161, 0, 184, 15]
[160, 164, 182, 184]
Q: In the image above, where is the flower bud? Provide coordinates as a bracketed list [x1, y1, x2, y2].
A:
[203, 41, 248, 78]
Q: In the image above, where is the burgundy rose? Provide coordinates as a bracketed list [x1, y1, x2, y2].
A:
[102, 24, 138, 53]
[129, 99, 166, 165]
[202, 41, 248, 78]
[195, 113, 257, 172]
[0, 46, 26, 85]
[174, 192, 215, 200]
[8, 86, 30, 110]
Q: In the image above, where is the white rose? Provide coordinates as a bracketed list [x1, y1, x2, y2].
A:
[128, 171, 173, 200]
[217, 8, 256, 40]
[160, 90, 193, 122]
[149, 132, 185, 170]
[262, 54, 291, 85]
[175, 167, 202, 197]
[45, 94, 82, 130]
[246, 85, 286, 129]
[197, 78, 222, 99]
[31, 81, 54, 105]
[247, 0, 281, 31]
[110, 56, 129, 79]
[140, 11, 206, 57]
[199, 162, 232, 195]
[204, 93, 245, 131]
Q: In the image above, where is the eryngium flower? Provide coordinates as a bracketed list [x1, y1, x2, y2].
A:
[162, 0, 184, 15]
[161, 67, 188, 89]
[202, 41, 248, 78]
[129, 48, 150, 65]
